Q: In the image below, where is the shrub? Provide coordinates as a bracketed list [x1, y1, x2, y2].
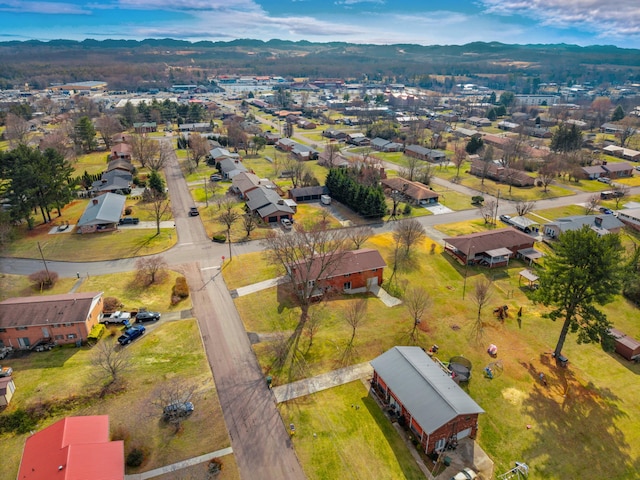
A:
[87, 324, 106, 343]
[0, 408, 38, 434]
[124, 207, 132, 215]
[403, 204, 412, 215]
[111, 425, 131, 443]
[471, 195, 484, 205]
[103, 296, 122, 312]
[126, 448, 145, 467]
[172, 276, 189, 299]
[208, 459, 223, 475]
[212, 234, 226, 243]
[28, 270, 58, 290]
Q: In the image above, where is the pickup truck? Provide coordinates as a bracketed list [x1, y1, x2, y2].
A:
[101, 311, 132, 325]
[117, 325, 145, 345]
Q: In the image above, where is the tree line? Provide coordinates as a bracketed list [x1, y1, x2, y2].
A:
[325, 168, 387, 219]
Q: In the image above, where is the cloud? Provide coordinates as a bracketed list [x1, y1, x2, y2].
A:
[334, 0, 385, 5]
[117, 0, 261, 12]
[480, 0, 640, 37]
[0, 1, 91, 14]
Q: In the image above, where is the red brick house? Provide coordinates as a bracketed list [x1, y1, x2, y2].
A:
[288, 248, 386, 297]
[371, 346, 484, 454]
[17, 415, 124, 480]
[443, 228, 537, 268]
[110, 143, 132, 162]
[0, 292, 104, 350]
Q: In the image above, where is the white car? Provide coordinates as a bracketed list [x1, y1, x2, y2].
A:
[450, 467, 478, 480]
[281, 218, 292, 229]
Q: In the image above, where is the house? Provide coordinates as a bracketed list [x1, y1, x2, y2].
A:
[106, 158, 133, 174]
[17, 415, 124, 480]
[523, 126, 553, 139]
[110, 143, 132, 162]
[317, 149, 350, 168]
[609, 328, 640, 361]
[261, 131, 280, 145]
[77, 192, 126, 234]
[497, 121, 520, 131]
[405, 145, 447, 163]
[90, 170, 132, 196]
[209, 147, 240, 163]
[542, 215, 624, 238]
[178, 122, 210, 133]
[323, 129, 348, 140]
[0, 292, 104, 349]
[581, 165, 606, 180]
[288, 248, 386, 295]
[602, 162, 634, 178]
[291, 143, 319, 161]
[346, 132, 369, 146]
[469, 160, 535, 187]
[371, 137, 404, 152]
[443, 228, 537, 268]
[467, 116, 492, 127]
[218, 157, 248, 179]
[616, 207, 640, 231]
[370, 346, 484, 454]
[288, 186, 329, 203]
[380, 177, 439, 205]
[600, 123, 625, 134]
[452, 127, 480, 140]
[246, 186, 295, 223]
[133, 122, 157, 134]
[231, 172, 262, 198]
[276, 138, 296, 152]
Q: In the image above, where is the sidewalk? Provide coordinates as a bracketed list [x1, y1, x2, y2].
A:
[125, 447, 233, 480]
[233, 276, 288, 297]
[272, 362, 373, 403]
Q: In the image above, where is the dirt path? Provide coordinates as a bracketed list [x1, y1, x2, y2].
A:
[183, 262, 306, 480]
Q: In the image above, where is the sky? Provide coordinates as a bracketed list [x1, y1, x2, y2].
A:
[1, 0, 640, 49]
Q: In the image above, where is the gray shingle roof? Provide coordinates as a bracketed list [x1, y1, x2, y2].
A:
[77, 193, 126, 227]
[371, 346, 484, 434]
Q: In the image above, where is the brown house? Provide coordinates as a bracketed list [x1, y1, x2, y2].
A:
[0, 292, 104, 350]
[381, 177, 439, 205]
[289, 248, 386, 296]
[443, 228, 537, 268]
[110, 143, 132, 162]
[371, 346, 484, 454]
[469, 159, 535, 187]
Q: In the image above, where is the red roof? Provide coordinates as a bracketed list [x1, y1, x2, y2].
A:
[18, 415, 124, 480]
[290, 248, 386, 284]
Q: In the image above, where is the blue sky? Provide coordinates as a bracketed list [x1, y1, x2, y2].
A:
[1, 0, 640, 48]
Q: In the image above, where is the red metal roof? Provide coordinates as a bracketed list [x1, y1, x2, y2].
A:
[18, 415, 124, 480]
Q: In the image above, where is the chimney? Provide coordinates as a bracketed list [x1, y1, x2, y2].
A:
[595, 216, 603, 227]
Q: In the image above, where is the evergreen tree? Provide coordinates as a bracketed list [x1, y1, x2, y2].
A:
[74, 116, 97, 153]
[466, 136, 484, 155]
[148, 170, 165, 195]
[611, 105, 625, 122]
[550, 122, 583, 152]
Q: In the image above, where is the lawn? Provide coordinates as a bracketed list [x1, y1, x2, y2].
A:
[228, 231, 640, 479]
[0, 319, 235, 480]
[279, 381, 425, 480]
[73, 151, 110, 176]
[0, 273, 78, 301]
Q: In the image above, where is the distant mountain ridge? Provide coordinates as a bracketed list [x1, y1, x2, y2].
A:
[1, 39, 639, 91]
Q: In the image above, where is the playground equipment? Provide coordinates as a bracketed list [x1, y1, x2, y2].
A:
[449, 356, 473, 382]
[487, 344, 498, 357]
[483, 360, 504, 380]
[498, 462, 529, 479]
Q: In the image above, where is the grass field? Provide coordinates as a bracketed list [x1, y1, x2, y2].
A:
[279, 381, 425, 480]
[0, 319, 234, 480]
[226, 230, 640, 479]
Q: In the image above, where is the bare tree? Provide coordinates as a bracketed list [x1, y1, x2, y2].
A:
[399, 155, 422, 182]
[346, 225, 374, 250]
[480, 199, 497, 225]
[144, 189, 171, 235]
[5, 112, 31, 147]
[135, 256, 168, 286]
[537, 158, 558, 193]
[150, 380, 197, 433]
[262, 224, 348, 370]
[305, 305, 324, 349]
[147, 140, 171, 171]
[242, 212, 257, 237]
[480, 145, 494, 186]
[188, 133, 210, 167]
[92, 339, 131, 387]
[39, 129, 73, 160]
[616, 117, 639, 147]
[393, 218, 426, 258]
[218, 205, 240, 259]
[414, 163, 436, 186]
[471, 278, 493, 341]
[585, 194, 600, 215]
[130, 133, 159, 168]
[612, 183, 630, 209]
[404, 286, 431, 343]
[29, 269, 58, 290]
[282, 155, 310, 189]
[452, 143, 466, 181]
[344, 298, 368, 348]
[95, 115, 123, 149]
[514, 200, 536, 216]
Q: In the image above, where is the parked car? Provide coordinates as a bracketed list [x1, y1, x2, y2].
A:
[135, 310, 161, 322]
[163, 401, 194, 419]
[450, 467, 478, 480]
[281, 218, 292, 229]
[101, 311, 132, 325]
[117, 325, 146, 345]
[635, 165, 640, 172]
[34, 341, 56, 352]
[597, 177, 611, 184]
[0, 366, 13, 377]
[210, 173, 223, 181]
[189, 207, 199, 216]
[499, 214, 512, 224]
[119, 217, 140, 225]
[599, 207, 614, 215]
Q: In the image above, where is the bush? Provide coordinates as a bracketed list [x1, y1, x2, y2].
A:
[126, 448, 145, 467]
[28, 270, 58, 290]
[0, 408, 38, 434]
[212, 234, 226, 243]
[103, 296, 122, 312]
[124, 207, 132, 215]
[403, 204, 412, 215]
[87, 324, 106, 343]
[172, 276, 189, 299]
[471, 195, 484, 205]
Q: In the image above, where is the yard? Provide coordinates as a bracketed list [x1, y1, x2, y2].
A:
[225, 230, 640, 479]
[0, 319, 236, 480]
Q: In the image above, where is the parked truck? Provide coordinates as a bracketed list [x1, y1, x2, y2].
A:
[101, 310, 132, 325]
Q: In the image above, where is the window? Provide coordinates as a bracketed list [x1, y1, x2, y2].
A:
[16, 326, 28, 331]
[63, 323, 73, 327]
[53, 324, 61, 328]
[67, 333, 77, 340]
[54, 335, 64, 340]
[435, 438, 446, 452]
[0, 328, 6, 333]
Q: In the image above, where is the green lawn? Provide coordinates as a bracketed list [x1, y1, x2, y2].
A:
[0, 320, 233, 480]
[229, 230, 640, 479]
[279, 382, 425, 480]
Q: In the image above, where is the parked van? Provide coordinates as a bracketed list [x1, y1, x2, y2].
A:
[321, 195, 331, 205]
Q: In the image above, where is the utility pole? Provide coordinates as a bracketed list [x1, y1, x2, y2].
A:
[462, 243, 473, 300]
[494, 189, 500, 226]
[37, 241, 51, 283]
[204, 177, 208, 207]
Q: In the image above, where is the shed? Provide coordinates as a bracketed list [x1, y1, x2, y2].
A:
[0, 375, 15, 406]
[609, 328, 640, 361]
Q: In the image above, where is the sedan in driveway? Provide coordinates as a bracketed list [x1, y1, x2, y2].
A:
[135, 310, 161, 322]
[117, 325, 146, 345]
[281, 218, 292, 229]
[599, 207, 614, 215]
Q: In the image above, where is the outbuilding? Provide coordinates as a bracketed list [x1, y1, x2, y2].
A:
[609, 328, 640, 361]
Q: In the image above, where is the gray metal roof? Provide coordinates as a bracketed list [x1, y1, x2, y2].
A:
[370, 346, 484, 435]
[77, 193, 126, 227]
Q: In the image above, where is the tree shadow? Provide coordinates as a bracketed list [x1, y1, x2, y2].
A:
[520, 355, 639, 478]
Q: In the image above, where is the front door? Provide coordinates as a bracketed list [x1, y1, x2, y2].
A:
[18, 338, 30, 349]
[42, 327, 50, 338]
